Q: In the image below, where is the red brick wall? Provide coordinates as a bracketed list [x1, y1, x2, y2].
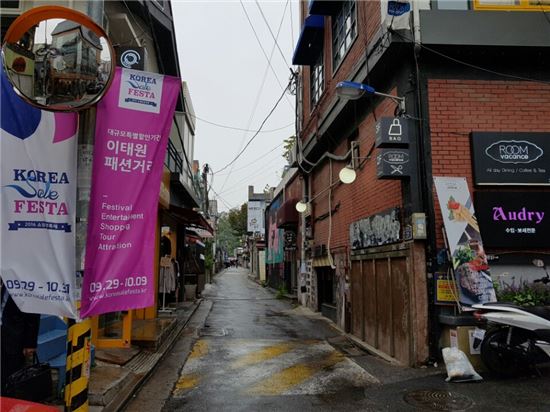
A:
[428, 79, 550, 248]
[311, 97, 402, 250]
[300, 0, 383, 139]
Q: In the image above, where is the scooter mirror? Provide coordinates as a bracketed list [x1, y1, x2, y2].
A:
[532, 259, 545, 268]
[1, 5, 114, 112]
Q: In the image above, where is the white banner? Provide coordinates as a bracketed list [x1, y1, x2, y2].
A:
[247, 200, 265, 233]
[1, 72, 78, 318]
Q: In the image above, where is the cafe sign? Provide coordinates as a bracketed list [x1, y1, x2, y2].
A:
[475, 191, 550, 248]
[471, 132, 550, 185]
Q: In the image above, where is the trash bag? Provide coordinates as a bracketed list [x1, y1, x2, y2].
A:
[4, 354, 53, 402]
[442, 347, 482, 382]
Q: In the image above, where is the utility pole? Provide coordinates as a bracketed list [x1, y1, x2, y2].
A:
[202, 163, 210, 216]
[65, 2, 105, 411]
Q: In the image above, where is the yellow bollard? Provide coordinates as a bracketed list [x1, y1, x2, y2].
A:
[65, 318, 92, 412]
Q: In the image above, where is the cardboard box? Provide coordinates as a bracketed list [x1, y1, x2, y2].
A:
[440, 325, 486, 371]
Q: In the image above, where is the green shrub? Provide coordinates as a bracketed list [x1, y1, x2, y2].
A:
[495, 280, 550, 307]
[275, 284, 288, 299]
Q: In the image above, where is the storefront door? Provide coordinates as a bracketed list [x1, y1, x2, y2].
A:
[93, 311, 132, 348]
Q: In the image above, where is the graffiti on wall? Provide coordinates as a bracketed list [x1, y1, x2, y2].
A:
[266, 197, 284, 264]
[350, 207, 401, 250]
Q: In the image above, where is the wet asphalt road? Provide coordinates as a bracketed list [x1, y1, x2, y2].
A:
[162, 267, 376, 411]
[129, 268, 550, 412]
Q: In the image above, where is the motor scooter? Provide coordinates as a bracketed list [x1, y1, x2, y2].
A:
[472, 259, 550, 377]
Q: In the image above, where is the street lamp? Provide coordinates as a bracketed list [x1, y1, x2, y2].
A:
[335, 81, 406, 114]
[295, 200, 308, 213]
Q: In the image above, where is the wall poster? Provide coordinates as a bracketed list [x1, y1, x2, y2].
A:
[434, 177, 496, 306]
[349, 207, 401, 249]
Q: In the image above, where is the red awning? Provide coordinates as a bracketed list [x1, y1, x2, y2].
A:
[169, 206, 213, 234]
[276, 198, 299, 229]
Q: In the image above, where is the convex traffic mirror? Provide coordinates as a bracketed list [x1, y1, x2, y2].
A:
[2, 5, 114, 111]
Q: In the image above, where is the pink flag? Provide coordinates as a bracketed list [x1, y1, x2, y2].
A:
[81, 68, 180, 317]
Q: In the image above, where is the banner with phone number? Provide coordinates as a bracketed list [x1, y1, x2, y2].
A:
[0, 68, 78, 318]
[81, 68, 180, 317]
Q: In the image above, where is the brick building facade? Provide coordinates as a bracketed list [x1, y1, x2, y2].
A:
[291, 0, 550, 365]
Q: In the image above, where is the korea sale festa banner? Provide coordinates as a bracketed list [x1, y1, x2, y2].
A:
[434, 176, 496, 306]
[81, 68, 180, 317]
[0, 69, 78, 318]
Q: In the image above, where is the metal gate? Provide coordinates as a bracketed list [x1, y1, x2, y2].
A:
[350, 242, 428, 366]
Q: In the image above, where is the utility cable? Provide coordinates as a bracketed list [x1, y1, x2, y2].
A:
[219, 2, 290, 193]
[255, 0, 291, 68]
[214, 80, 291, 175]
[189, 114, 294, 133]
[217, 155, 284, 196]
[216, 142, 284, 176]
[391, 29, 550, 86]
[239, 0, 295, 110]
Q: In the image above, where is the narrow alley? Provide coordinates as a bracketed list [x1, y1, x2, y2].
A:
[125, 268, 550, 412]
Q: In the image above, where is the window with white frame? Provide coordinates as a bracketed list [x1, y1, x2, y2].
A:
[310, 53, 324, 107]
[332, 0, 357, 71]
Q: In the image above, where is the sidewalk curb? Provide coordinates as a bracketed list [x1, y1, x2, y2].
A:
[100, 299, 203, 412]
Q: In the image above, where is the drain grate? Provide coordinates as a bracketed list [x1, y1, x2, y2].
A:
[403, 390, 473, 411]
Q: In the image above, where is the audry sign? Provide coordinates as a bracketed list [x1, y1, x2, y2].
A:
[475, 191, 550, 248]
[81, 68, 180, 317]
[471, 132, 550, 185]
[0, 69, 78, 318]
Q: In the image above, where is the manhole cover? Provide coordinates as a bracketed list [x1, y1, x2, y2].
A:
[403, 390, 473, 411]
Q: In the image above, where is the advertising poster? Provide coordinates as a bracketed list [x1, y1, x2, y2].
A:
[435, 272, 458, 305]
[434, 177, 496, 306]
[0, 69, 78, 318]
[247, 200, 265, 233]
[266, 197, 283, 264]
[81, 68, 180, 317]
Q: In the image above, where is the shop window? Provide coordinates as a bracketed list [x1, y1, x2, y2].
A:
[332, 0, 357, 71]
[0, 1, 20, 9]
[474, 0, 550, 10]
[310, 53, 324, 108]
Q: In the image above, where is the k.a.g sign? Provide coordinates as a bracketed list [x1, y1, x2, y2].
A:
[475, 191, 550, 248]
[471, 132, 550, 185]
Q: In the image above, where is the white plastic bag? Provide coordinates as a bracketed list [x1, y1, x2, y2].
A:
[442, 347, 483, 382]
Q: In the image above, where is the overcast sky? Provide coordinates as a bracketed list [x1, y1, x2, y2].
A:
[172, 0, 300, 212]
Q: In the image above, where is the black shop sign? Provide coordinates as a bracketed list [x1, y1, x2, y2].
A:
[475, 191, 550, 248]
[115, 46, 146, 70]
[375, 117, 410, 147]
[471, 132, 550, 185]
[376, 149, 410, 179]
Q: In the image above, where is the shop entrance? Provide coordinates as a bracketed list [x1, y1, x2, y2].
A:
[316, 266, 336, 323]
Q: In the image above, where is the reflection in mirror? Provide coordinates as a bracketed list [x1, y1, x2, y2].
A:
[3, 17, 113, 111]
[533, 259, 545, 268]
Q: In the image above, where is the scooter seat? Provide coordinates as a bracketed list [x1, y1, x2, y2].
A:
[523, 306, 550, 321]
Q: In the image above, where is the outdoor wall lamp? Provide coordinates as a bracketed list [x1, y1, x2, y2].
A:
[335, 81, 406, 114]
[295, 200, 308, 213]
[338, 165, 356, 184]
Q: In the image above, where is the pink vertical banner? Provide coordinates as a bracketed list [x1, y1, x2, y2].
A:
[81, 68, 180, 317]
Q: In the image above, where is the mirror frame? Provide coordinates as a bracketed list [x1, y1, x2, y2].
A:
[2, 5, 115, 112]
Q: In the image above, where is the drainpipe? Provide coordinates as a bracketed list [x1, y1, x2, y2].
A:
[412, 0, 421, 46]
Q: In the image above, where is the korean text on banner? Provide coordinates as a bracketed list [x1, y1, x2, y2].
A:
[434, 177, 496, 306]
[81, 68, 181, 317]
[0, 69, 78, 318]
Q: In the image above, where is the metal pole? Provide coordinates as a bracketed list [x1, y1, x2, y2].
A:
[65, 2, 104, 410]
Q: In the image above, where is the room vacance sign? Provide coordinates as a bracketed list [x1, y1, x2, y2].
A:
[471, 132, 550, 185]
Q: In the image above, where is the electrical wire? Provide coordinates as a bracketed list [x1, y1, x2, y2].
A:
[214, 80, 291, 175]
[190, 115, 294, 133]
[217, 156, 284, 196]
[255, 0, 291, 68]
[239, 0, 294, 110]
[219, 2, 290, 193]
[216, 142, 285, 176]
[391, 29, 550, 86]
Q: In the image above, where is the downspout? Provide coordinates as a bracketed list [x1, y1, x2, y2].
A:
[412, 0, 421, 45]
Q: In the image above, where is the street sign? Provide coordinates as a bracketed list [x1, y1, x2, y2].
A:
[376, 148, 410, 178]
[375, 117, 409, 147]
